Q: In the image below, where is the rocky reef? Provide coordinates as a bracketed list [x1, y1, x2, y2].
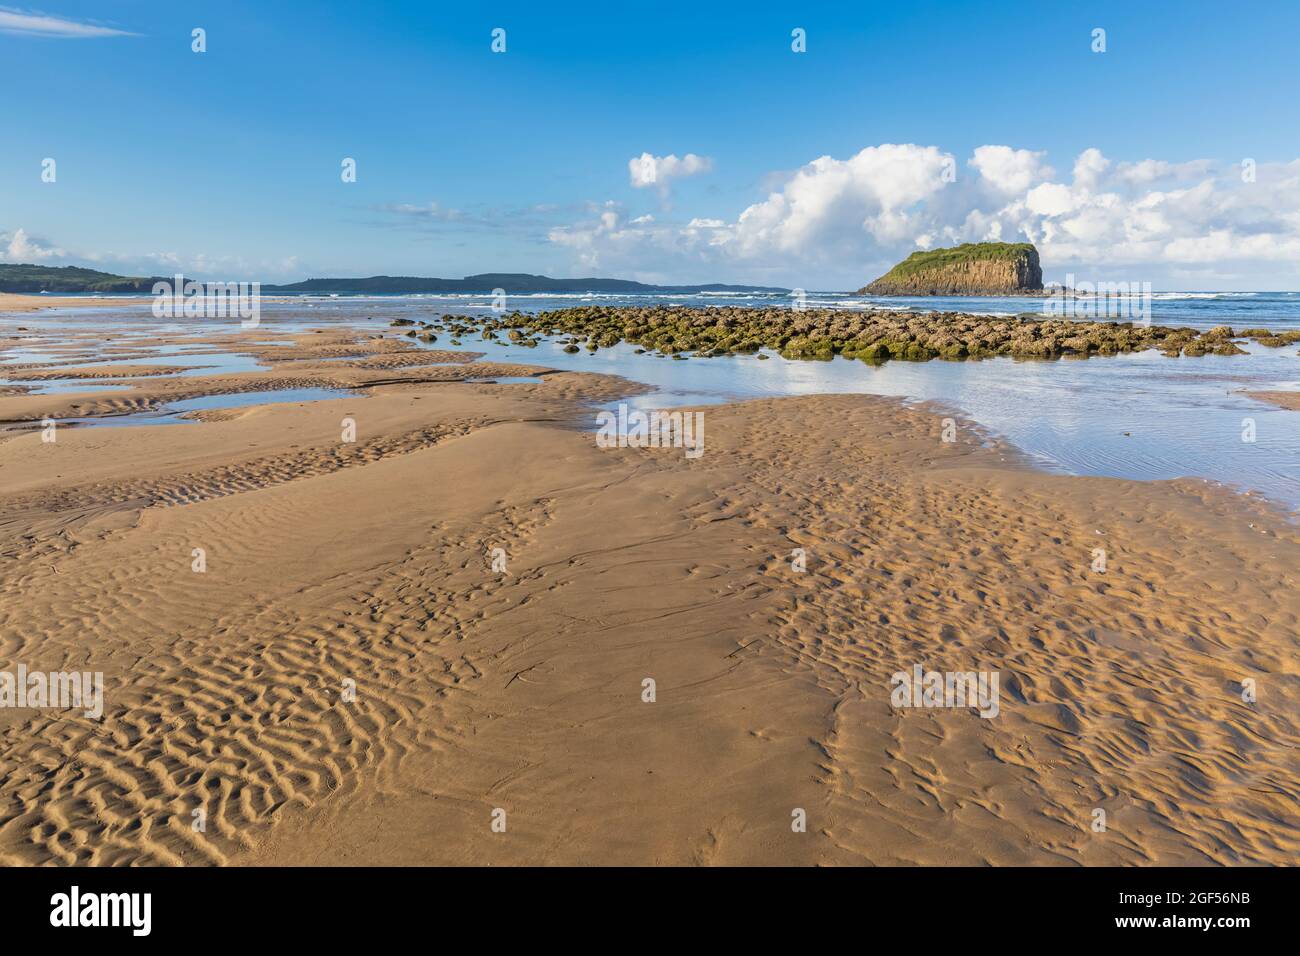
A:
[859, 242, 1043, 296]
[394, 308, 1298, 363]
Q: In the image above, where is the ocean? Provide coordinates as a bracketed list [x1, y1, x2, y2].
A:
[34, 288, 1300, 330]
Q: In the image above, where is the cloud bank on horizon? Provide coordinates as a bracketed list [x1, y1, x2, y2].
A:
[5, 142, 1298, 290]
[549, 143, 1300, 289]
[0, 226, 300, 285]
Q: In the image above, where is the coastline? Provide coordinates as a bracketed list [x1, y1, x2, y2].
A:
[0, 320, 1296, 865]
[4, 301, 1297, 501]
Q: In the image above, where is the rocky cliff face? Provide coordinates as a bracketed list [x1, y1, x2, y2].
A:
[858, 242, 1043, 296]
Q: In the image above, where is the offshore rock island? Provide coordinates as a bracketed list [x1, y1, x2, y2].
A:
[859, 242, 1044, 296]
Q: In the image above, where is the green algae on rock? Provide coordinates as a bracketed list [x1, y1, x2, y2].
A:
[428, 306, 1264, 364]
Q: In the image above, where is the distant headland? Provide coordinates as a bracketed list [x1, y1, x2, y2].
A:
[0, 264, 788, 296]
[263, 274, 791, 295]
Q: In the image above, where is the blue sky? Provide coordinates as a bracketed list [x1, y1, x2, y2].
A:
[3, 1, 1299, 288]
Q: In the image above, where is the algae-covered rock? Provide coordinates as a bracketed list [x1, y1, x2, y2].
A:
[416, 302, 1250, 368]
[1250, 330, 1300, 347]
[1213, 341, 1248, 356]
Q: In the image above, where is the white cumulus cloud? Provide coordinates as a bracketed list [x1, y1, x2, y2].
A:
[1, 228, 66, 261]
[550, 144, 1300, 289]
[971, 145, 1054, 195]
[628, 152, 713, 195]
[0, 227, 310, 282]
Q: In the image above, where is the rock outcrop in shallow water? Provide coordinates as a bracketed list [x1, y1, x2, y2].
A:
[859, 242, 1043, 296]
[396, 308, 1292, 362]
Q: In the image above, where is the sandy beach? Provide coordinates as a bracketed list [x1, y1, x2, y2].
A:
[1, 307, 1295, 867]
[0, 294, 147, 314]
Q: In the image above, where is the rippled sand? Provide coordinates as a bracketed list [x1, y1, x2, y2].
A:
[0, 315, 1295, 866]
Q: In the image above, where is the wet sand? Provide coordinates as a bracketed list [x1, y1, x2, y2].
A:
[1248, 390, 1300, 411]
[0, 293, 146, 313]
[0, 316, 1296, 866]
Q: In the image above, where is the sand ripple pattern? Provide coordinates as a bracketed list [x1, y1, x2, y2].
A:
[694, 398, 1300, 864]
[0, 451, 554, 865]
[0, 390, 1295, 866]
[0, 421, 478, 536]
